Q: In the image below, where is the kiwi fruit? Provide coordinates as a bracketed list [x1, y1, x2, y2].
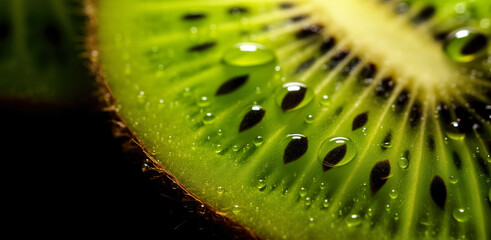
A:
[88, 0, 491, 239]
[0, 0, 89, 103]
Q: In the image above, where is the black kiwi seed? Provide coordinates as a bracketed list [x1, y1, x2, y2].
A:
[370, 159, 391, 195]
[430, 175, 447, 210]
[381, 132, 392, 150]
[461, 34, 488, 56]
[239, 106, 266, 132]
[319, 37, 336, 54]
[358, 63, 377, 85]
[296, 24, 323, 39]
[228, 7, 248, 15]
[216, 75, 249, 96]
[428, 135, 435, 151]
[352, 112, 368, 131]
[281, 86, 307, 111]
[283, 136, 308, 164]
[341, 57, 361, 76]
[290, 14, 308, 22]
[409, 102, 422, 127]
[322, 144, 347, 171]
[411, 5, 436, 25]
[375, 77, 395, 98]
[395, 89, 410, 111]
[295, 58, 315, 74]
[453, 151, 462, 169]
[279, 2, 295, 9]
[327, 50, 349, 70]
[188, 42, 216, 52]
[182, 13, 206, 21]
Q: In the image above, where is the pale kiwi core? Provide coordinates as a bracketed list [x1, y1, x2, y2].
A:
[313, 0, 459, 94]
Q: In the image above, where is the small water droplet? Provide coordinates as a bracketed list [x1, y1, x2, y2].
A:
[385, 204, 391, 212]
[198, 96, 211, 107]
[308, 217, 315, 226]
[305, 114, 315, 124]
[232, 145, 240, 152]
[217, 186, 224, 194]
[223, 42, 276, 67]
[394, 212, 400, 221]
[367, 208, 373, 217]
[320, 95, 330, 106]
[232, 205, 241, 214]
[346, 214, 362, 227]
[449, 175, 459, 184]
[445, 121, 466, 140]
[322, 198, 330, 208]
[444, 28, 488, 63]
[453, 208, 469, 222]
[398, 157, 409, 169]
[215, 144, 224, 154]
[320, 182, 326, 190]
[203, 113, 216, 124]
[381, 141, 392, 150]
[253, 136, 264, 146]
[257, 179, 266, 190]
[389, 189, 398, 199]
[304, 197, 312, 206]
[217, 129, 223, 136]
[319, 137, 357, 169]
[298, 187, 307, 197]
[487, 155, 491, 163]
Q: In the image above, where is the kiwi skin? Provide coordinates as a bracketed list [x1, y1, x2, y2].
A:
[84, 1, 258, 238]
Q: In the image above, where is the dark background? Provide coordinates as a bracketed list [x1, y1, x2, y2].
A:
[2, 102, 235, 239]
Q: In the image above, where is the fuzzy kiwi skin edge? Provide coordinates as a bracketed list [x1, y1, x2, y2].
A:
[84, 1, 261, 239]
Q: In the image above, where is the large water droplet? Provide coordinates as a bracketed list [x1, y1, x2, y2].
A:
[275, 82, 314, 111]
[253, 136, 264, 146]
[389, 189, 399, 199]
[444, 28, 488, 63]
[346, 214, 362, 227]
[398, 157, 409, 169]
[319, 137, 357, 170]
[445, 121, 466, 140]
[222, 42, 276, 67]
[453, 208, 469, 222]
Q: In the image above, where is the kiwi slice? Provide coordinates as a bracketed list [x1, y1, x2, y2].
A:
[90, 0, 491, 239]
[0, 0, 89, 103]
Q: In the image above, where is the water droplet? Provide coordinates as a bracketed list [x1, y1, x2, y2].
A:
[274, 82, 314, 111]
[367, 208, 373, 217]
[232, 145, 240, 152]
[304, 197, 312, 206]
[398, 157, 409, 169]
[389, 189, 398, 199]
[385, 204, 391, 212]
[253, 136, 264, 147]
[320, 95, 330, 106]
[394, 212, 400, 221]
[298, 187, 307, 197]
[198, 96, 210, 107]
[203, 112, 216, 124]
[215, 144, 223, 154]
[381, 141, 392, 149]
[346, 214, 362, 227]
[217, 129, 223, 136]
[453, 208, 469, 222]
[217, 186, 224, 194]
[322, 198, 330, 208]
[232, 205, 241, 214]
[487, 155, 491, 163]
[449, 175, 459, 184]
[319, 137, 357, 169]
[257, 179, 266, 190]
[445, 121, 466, 140]
[308, 217, 315, 226]
[320, 182, 326, 190]
[444, 28, 488, 63]
[222, 42, 275, 67]
[305, 114, 315, 124]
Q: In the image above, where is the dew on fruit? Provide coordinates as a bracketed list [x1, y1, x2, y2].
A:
[346, 214, 362, 227]
[398, 157, 409, 169]
[275, 82, 314, 111]
[257, 179, 266, 190]
[305, 114, 315, 124]
[232, 145, 240, 152]
[197, 96, 210, 107]
[449, 175, 459, 184]
[320, 95, 330, 106]
[453, 208, 469, 222]
[222, 42, 275, 67]
[305, 197, 312, 206]
[320, 182, 326, 190]
[389, 189, 398, 199]
[322, 198, 330, 208]
[203, 112, 216, 124]
[217, 186, 224, 194]
[253, 136, 264, 147]
[370, 160, 391, 195]
[445, 121, 466, 140]
[239, 105, 266, 132]
[215, 144, 224, 154]
[320, 137, 357, 171]
[444, 28, 488, 62]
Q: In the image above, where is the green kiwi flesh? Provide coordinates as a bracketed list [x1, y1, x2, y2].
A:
[93, 0, 491, 239]
[0, 0, 89, 103]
